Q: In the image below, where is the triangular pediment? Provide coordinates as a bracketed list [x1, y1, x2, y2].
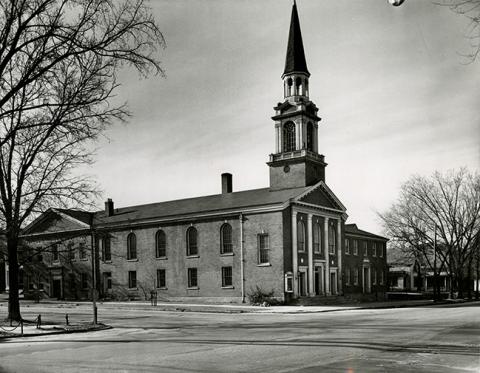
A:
[22, 209, 91, 236]
[293, 181, 347, 212]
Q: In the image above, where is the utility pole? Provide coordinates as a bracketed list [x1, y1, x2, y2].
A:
[91, 230, 97, 325]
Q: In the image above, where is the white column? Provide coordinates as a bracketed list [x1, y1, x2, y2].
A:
[324, 217, 330, 295]
[307, 214, 314, 296]
[275, 126, 280, 153]
[296, 121, 301, 150]
[337, 219, 343, 294]
[292, 210, 298, 297]
[279, 123, 284, 153]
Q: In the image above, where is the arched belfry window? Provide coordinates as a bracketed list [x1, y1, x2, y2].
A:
[287, 77, 293, 96]
[307, 122, 314, 151]
[186, 227, 198, 256]
[295, 77, 302, 95]
[220, 223, 233, 254]
[283, 122, 296, 152]
[297, 220, 305, 252]
[127, 233, 137, 260]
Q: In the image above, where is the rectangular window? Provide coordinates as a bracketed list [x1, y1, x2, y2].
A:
[380, 270, 384, 285]
[103, 272, 112, 290]
[222, 266, 233, 287]
[52, 244, 59, 262]
[258, 234, 270, 264]
[104, 237, 111, 261]
[354, 268, 359, 285]
[372, 270, 377, 285]
[353, 240, 358, 256]
[67, 242, 75, 260]
[379, 244, 384, 257]
[345, 267, 350, 285]
[188, 268, 198, 288]
[363, 242, 368, 257]
[157, 269, 166, 288]
[79, 243, 87, 260]
[372, 242, 377, 257]
[345, 239, 350, 255]
[128, 271, 137, 289]
[81, 272, 88, 289]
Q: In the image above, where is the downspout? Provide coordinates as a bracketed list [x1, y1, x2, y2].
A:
[240, 213, 245, 303]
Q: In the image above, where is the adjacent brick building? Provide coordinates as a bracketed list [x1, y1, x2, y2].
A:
[20, 3, 387, 303]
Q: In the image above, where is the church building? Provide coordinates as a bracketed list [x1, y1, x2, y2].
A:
[20, 3, 388, 303]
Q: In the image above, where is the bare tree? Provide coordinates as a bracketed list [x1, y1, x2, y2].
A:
[0, 0, 165, 321]
[380, 169, 480, 300]
[437, 0, 480, 61]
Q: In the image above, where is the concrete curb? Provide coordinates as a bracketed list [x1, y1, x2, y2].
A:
[0, 323, 112, 340]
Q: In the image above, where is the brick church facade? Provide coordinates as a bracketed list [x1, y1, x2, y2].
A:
[20, 3, 388, 303]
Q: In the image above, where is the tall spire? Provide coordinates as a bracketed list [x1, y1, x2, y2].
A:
[283, 1, 309, 77]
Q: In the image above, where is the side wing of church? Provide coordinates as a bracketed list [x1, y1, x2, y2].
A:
[19, 2, 388, 303]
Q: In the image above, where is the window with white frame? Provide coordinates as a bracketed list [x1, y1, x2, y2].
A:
[297, 220, 306, 252]
[372, 242, 377, 257]
[258, 234, 270, 264]
[328, 223, 336, 255]
[345, 239, 350, 255]
[187, 268, 198, 288]
[127, 233, 137, 260]
[372, 269, 377, 285]
[353, 240, 358, 256]
[186, 227, 198, 256]
[313, 222, 321, 254]
[222, 266, 233, 287]
[379, 244, 384, 257]
[128, 271, 137, 288]
[380, 270, 384, 285]
[220, 223, 233, 254]
[156, 269, 166, 288]
[363, 241, 368, 257]
[156, 230, 166, 258]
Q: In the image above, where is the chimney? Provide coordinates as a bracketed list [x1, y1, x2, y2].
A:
[221, 173, 233, 194]
[105, 198, 114, 217]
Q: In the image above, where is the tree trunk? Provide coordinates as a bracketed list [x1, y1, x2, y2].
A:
[7, 237, 22, 321]
[476, 253, 479, 300]
[466, 258, 472, 300]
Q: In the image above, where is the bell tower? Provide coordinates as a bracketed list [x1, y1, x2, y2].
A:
[268, 1, 327, 190]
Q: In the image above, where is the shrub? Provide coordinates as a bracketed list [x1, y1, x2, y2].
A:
[247, 286, 279, 306]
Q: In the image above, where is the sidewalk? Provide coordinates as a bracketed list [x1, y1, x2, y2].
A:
[11, 297, 477, 314]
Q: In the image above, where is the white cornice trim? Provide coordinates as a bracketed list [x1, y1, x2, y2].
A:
[94, 204, 286, 230]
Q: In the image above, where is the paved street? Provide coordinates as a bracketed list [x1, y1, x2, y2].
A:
[0, 303, 479, 372]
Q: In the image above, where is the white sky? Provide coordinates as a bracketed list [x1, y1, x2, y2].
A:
[87, 0, 480, 234]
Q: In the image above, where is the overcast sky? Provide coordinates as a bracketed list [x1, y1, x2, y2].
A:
[87, 0, 479, 234]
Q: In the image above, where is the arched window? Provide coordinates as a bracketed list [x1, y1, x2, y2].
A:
[287, 77, 293, 96]
[313, 222, 321, 254]
[295, 77, 302, 95]
[220, 223, 233, 254]
[328, 224, 336, 255]
[156, 230, 166, 258]
[297, 220, 305, 252]
[127, 233, 137, 260]
[307, 122, 314, 151]
[186, 227, 198, 256]
[283, 122, 296, 152]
